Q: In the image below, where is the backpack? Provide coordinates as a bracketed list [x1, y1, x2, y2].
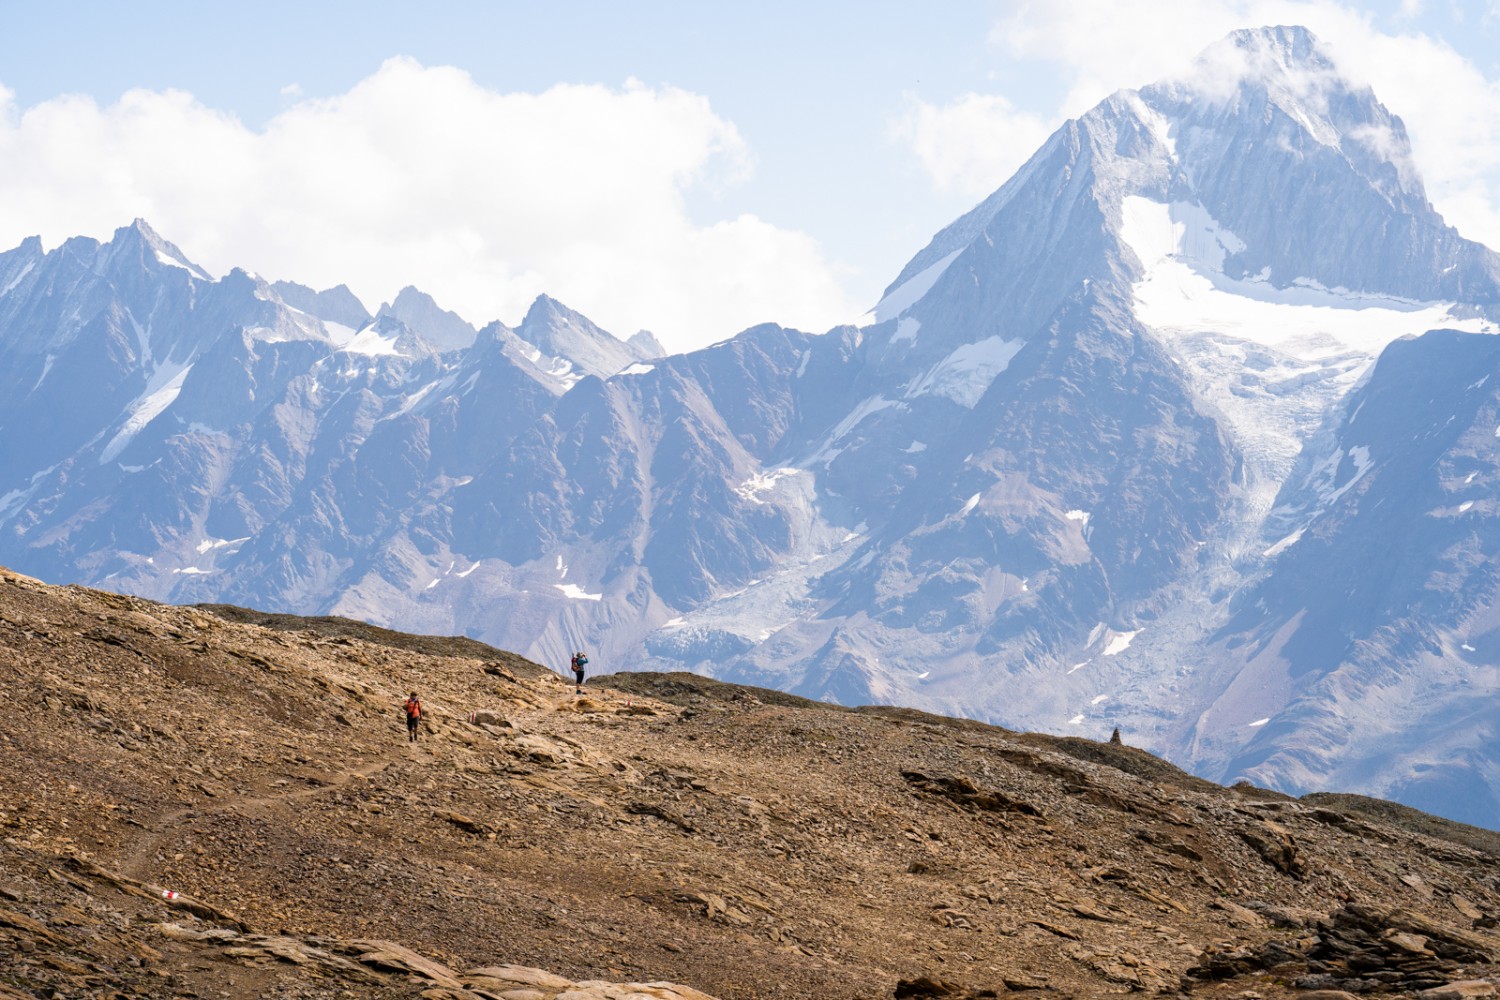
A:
[405, 698, 421, 719]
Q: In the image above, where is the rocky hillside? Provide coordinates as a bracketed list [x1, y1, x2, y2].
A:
[1, 564, 1498, 999]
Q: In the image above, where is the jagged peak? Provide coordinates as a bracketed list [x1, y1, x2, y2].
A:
[1183, 25, 1341, 89]
[376, 285, 461, 326]
[521, 292, 578, 325]
[473, 318, 512, 347]
[626, 329, 667, 360]
[1162, 25, 1359, 129]
[105, 218, 212, 280]
[0, 236, 45, 304]
[223, 266, 269, 292]
[111, 219, 177, 260]
[58, 234, 103, 258]
[115, 217, 166, 245]
[1226, 24, 1326, 65]
[520, 294, 614, 340]
[383, 285, 439, 310]
[377, 285, 476, 352]
[881, 22, 1438, 315]
[513, 294, 647, 381]
[1148, 25, 1429, 204]
[270, 280, 373, 331]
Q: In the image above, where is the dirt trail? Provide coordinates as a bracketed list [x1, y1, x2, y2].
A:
[119, 753, 396, 882]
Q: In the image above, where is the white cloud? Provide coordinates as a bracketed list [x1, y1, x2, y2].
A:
[887, 92, 1052, 198]
[0, 58, 859, 352]
[987, 0, 1500, 251]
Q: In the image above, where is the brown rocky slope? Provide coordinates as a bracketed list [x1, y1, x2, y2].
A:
[1, 564, 1497, 999]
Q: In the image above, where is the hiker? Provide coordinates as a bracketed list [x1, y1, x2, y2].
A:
[403, 691, 423, 742]
[570, 651, 589, 694]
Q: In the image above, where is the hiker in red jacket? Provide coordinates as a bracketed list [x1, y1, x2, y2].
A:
[403, 692, 423, 742]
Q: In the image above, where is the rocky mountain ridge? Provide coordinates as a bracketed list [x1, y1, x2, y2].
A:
[3, 565, 1500, 998]
[3, 25, 1500, 827]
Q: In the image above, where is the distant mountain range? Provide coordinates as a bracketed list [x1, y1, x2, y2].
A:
[3, 25, 1498, 827]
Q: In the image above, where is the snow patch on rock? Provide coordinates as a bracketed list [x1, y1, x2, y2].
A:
[1263, 529, 1304, 558]
[100, 362, 194, 463]
[868, 249, 963, 324]
[341, 326, 404, 357]
[904, 336, 1024, 408]
[554, 583, 603, 601]
[892, 316, 921, 343]
[735, 468, 805, 505]
[1102, 629, 1142, 656]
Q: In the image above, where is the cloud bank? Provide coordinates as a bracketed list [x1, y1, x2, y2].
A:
[887, 92, 1052, 199]
[0, 58, 859, 353]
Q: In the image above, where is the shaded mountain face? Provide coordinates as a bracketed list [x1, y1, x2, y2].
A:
[269, 280, 373, 330]
[1201, 330, 1500, 828]
[2, 26, 1500, 827]
[377, 285, 477, 352]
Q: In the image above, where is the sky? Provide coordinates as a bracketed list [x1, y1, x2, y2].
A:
[1, 1, 1498, 352]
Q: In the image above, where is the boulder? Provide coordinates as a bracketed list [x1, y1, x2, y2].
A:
[466, 965, 574, 990]
[1419, 983, 1499, 1000]
[354, 940, 465, 989]
[1239, 820, 1305, 876]
[434, 810, 493, 836]
[469, 709, 510, 727]
[482, 663, 518, 682]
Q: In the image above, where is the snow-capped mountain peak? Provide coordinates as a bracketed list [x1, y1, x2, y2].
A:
[1157, 26, 1426, 203]
[4, 25, 1500, 828]
[517, 293, 660, 379]
[1174, 25, 1346, 125]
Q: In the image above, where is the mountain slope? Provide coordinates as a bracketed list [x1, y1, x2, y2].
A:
[2, 565, 1498, 999]
[1200, 329, 1500, 826]
[688, 24, 1500, 814]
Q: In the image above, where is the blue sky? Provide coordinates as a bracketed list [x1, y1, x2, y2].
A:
[2, 1, 1498, 350]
